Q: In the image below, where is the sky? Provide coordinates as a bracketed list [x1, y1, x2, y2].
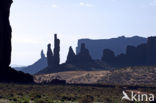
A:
[10, 0, 156, 66]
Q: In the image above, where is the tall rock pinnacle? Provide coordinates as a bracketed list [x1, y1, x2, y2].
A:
[53, 34, 60, 68]
[46, 34, 60, 71]
[47, 44, 54, 68]
[41, 50, 46, 58]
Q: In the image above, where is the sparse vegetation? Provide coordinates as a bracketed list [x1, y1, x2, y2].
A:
[0, 83, 155, 103]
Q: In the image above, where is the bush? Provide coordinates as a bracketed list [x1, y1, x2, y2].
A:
[34, 99, 47, 103]
[79, 95, 94, 103]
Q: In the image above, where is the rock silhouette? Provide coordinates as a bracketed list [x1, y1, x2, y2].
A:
[38, 34, 60, 74]
[53, 34, 60, 68]
[47, 44, 54, 68]
[101, 49, 115, 65]
[38, 42, 107, 74]
[37, 35, 156, 75]
[76, 36, 147, 60]
[101, 36, 156, 67]
[147, 37, 156, 65]
[17, 50, 48, 75]
[41, 50, 46, 58]
[66, 46, 76, 64]
[0, 0, 33, 83]
[63, 43, 107, 70]
[76, 43, 93, 63]
[66, 43, 93, 65]
[0, 0, 12, 71]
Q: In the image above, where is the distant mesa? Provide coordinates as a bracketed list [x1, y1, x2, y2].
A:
[76, 36, 147, 60]
[101, 36, 156, 67]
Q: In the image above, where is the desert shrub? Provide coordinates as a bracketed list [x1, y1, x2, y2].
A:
[0, 95, 3, 99]
[79, 95, 94, 103]
[34, 99, 47, 103]
[12, 98, 17, 101]
[18, 92, 24, 96]
[23, 101, 29, 103]
[9, 93, 14, 97]
[35, 94, 42, 98]
[104, 98, 113, 103]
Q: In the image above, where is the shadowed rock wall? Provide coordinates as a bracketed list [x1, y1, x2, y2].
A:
[0, 0, 12, 70]
[0, 0, 33, 83]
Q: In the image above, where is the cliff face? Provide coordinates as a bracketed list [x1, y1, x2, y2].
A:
[76, 43, 93, 63]
[0, 0, 12, 70]
[101, 36, 156, 67]
[0, 0, 33, 83]
[76, 36, 147, 60]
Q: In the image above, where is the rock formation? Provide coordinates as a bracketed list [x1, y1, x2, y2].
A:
[66, 46, 76, 64]
[38, 34, 60, 74]
[18, 50, 48, 75]
[53, 34, 60, 68]
[47, 34, 60, 69]
[77, 43, 93, 63]
[101, 36, 156, 67]
[147, 37, 156, 65]
[101, 49, 115, 65]
[41, 50, 46, 58]
[76, 36, 147, 60]
[0, 0, 13, 71]
[0, 0, 33, 83]
[47, 44, 54, 68]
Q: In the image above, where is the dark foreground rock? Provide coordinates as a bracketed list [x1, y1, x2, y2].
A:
[0, 0, 33, 83]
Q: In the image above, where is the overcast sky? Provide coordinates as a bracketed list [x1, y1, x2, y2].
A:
[10, 0, 156, 66]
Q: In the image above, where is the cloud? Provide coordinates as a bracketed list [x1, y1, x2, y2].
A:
[150, 0, 156, 6]
[80, 2, 95, 7]
[52, 4, 59, 8]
